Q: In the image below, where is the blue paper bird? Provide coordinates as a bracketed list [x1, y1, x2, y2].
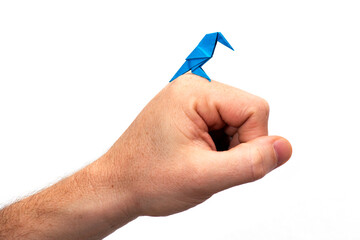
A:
[170, 32, 234, 82]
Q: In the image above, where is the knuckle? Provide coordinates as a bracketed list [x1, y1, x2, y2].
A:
[248, 145, 267, 181]
[257, 98, 270, 116]
[247, 97, 270, 119]
[167, 74, 194, 98]
[172, 73, 195, 87]
[248, 97, 270, 124]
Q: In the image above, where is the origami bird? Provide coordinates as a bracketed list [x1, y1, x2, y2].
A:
[170, 32, 234, 82]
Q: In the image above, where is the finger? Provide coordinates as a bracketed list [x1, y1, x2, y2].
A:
[210, 80, 270, 142]
[195, 136, 292, 193]
[191, 78, 270, 142]
[229, 132, 240, 149]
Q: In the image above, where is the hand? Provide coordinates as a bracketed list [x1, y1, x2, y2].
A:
[98, 73, 292, 218]
[0, 73, 292, 239]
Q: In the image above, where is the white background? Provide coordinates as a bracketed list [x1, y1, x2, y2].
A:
[1, 0, 360, 239]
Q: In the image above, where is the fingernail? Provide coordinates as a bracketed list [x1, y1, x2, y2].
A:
[273, 139, 291, 167]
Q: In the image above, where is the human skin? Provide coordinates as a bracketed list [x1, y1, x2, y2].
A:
[0, 73, 292, 239]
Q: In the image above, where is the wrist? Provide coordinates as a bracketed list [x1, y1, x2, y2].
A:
[83, 152, 139, 228]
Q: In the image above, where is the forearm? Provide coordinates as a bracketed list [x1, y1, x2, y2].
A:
[0, 155, 137, 240]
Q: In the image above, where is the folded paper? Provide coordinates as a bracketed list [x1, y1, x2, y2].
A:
[170, 32, 234, 82]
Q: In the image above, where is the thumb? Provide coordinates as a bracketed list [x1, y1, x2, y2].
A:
[197, 136, 292, 193]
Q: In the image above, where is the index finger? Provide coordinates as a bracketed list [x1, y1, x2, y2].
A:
[195, 78, 270, 143]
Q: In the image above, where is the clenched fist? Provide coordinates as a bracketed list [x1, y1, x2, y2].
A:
[98, 73, 292, 218]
